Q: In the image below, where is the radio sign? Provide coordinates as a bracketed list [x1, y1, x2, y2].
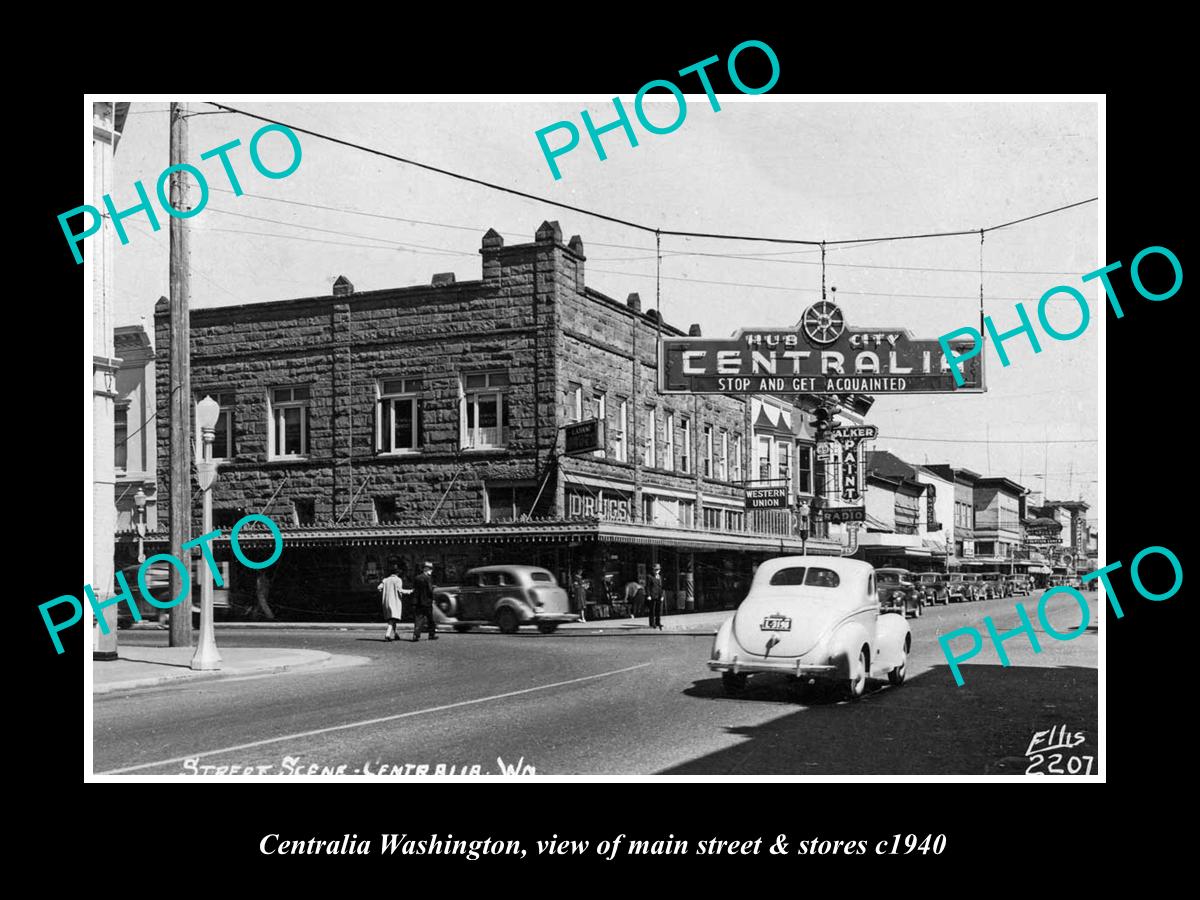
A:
[564, 419, 604, 456]
[819, 506, 865, 524]
[746, 486, 789, 509]
[660, 301, 984, 395]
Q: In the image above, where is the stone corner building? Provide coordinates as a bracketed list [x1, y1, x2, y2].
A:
[153, 222, 836, 621]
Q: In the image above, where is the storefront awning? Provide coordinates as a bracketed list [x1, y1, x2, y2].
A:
[137, 518, 845, 556]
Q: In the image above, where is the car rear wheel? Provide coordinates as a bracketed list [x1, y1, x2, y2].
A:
[721, 672, 748, 695]
[889, 636, 911, 686]
[844, 648, 869, 701]
[496, 608, 519, 635]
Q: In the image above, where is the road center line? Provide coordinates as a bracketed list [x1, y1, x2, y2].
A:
[96, 661, 653, 775]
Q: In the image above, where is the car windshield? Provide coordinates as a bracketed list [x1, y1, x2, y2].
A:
[878, 574, 900, 584]
[767, 566, 841, 588]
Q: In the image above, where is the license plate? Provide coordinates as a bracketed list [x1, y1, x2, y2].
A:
[760, 616, 791, 631]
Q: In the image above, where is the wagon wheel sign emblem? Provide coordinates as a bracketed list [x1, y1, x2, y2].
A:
[801, 301, 846, 345]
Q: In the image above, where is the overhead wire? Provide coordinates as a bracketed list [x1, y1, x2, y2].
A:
[203, 101, 1096, 248]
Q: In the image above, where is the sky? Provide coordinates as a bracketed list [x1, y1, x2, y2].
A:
[105, 98, 1099, 517]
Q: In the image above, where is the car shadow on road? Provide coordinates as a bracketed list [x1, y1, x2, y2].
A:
[666, 664, 1098, 775]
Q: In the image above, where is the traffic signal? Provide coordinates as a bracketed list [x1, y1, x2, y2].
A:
[812, 406, 832, 439]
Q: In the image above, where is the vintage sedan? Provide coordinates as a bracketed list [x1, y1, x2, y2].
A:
[875, 567, 923, 617]
[959, 573, 985, 601]
[946, 575, 973, 603]
[708, 557, 911, 700]
[979, 574, 1006, 599]
[433, 565, 579, 634]
[914, 572, 951, 606]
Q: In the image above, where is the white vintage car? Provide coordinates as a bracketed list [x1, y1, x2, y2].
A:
[708, 556, 912, 700]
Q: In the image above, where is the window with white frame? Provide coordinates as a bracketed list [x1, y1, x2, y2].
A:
[114, 404, 129, 472]
[211, 392, 236, 460]
[567, 382, 583, 422]
[703, 425, 713, 478]
[703, 506, 722, 530]
[614, 398, 628, 462]
[797, 444, 813, 494]
[680, 417, 691, 473]
[726, 509, 745, 532]
[758, 436, 772, 482]
[461, 371, 510, 449]
[733, 433, 742, 482]
[268, 386, 310, 458]
[719, 430, 728, 481]
[593, 391, 606, 458]
[777, 440, 791, 485]
[664, 412, 675, 471]
[644, 407, 656, 467]
[376, 378, 423, 453]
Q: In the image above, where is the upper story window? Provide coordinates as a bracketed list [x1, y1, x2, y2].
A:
[777, 440, 791, 485]
[594, 390, 606, 458]
[268, 386, 310, 459]
[114, 404, 129, 472]
[664, 413, 675, 471]
[211, 392, 236, 460]
[680, 417, 692, 473]
[614, 398, 628, 462]
[461, 371, 510, 449]
[719, 430, 729, 481]
[758, 436, 772, 482]
[797, 444, 813, 494]
[567, 382, 583, 423]
[377, 377, 423, 453]
[703, 425, 714, 478]
[733, 434, 742, 482]
[644, 407, 656, 467]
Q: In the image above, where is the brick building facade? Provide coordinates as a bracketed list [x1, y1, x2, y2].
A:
[147, 222, 838, 621]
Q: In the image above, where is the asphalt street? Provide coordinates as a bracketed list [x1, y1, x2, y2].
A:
[94, 590, 1099, 776]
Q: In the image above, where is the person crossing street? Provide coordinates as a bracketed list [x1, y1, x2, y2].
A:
[411, 560, 438, 641]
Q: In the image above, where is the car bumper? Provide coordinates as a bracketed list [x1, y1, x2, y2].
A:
[708, 657, 837, 677]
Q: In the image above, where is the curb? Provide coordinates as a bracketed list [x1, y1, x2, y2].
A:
[94, 650, 340, 695]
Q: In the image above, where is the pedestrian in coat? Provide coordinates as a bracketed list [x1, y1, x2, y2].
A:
[411, 560, 438, 641]
[625, 578, 645, 618]
[570, 571, 588, 623]
[646, 563, 665, 630]
[378, 567, 410, 642]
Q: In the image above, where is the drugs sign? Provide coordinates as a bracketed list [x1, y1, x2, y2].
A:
[660, 301, 985, 395]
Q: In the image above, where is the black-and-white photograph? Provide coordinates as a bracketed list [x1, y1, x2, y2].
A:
[81, 95, 1101, 779]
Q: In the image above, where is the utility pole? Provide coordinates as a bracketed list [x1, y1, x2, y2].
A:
[168, 102, 193, 648]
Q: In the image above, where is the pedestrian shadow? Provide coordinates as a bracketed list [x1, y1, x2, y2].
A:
[665, 664, 1098, 775]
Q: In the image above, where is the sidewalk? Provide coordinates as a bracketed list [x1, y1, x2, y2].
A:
[125, 610, 733, 635]
[93, 646, 336, 694]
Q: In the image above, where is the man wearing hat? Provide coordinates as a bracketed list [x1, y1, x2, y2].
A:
[646, 563, 665, 630]
[411, 560, 438, 641]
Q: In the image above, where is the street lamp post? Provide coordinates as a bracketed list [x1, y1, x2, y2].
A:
[191, 396, 222, 671]
[133, 488, 147, 564]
